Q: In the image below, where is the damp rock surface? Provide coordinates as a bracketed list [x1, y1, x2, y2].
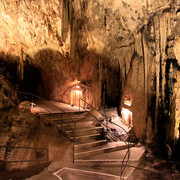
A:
[0, 0, 179, 141]
[0, 108, 72, 173]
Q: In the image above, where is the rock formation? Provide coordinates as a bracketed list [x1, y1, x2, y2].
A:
[0, 0, 180, 142]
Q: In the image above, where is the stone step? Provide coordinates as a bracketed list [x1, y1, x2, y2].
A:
[75, 140, 108, 152]
[42, 111, 86, 117]
[74, 142, 130, 159]
[50, 113, 86, 118]
[77, 145, 144, 162]
[74, 159, 126, 165]
[57, 125, 97, 133]
[51, 116, 85, 121]
[66, 127, 103, 136]
[52, 119, 83, 125]
[45, 146, 145, 180]
[56, 121, 93, 128]
[52, 117, 87, 124]
[74, 146, 145, 179]
[71, 134, 103, 144]
[121, 146, 146, 178]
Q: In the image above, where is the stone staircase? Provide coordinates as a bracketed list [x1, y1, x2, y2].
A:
[42, 110, 145, 180]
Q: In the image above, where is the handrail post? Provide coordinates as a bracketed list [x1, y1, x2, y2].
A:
[73, 137, 75, 163]
[47, 148, 49, 170]
[61, 117, 63, 132]
[106, 118, 108, 133]
[79, 98, 80, 112]
[0, 146, 49, 171]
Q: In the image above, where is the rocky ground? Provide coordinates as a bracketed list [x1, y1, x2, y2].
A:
[131, 159, 180, 180]
[130, 142, 180, 180]
[0, 106, 180, 179]
[0, 106, 72, 180]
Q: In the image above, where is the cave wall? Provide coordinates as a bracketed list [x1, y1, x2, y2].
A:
[0, 0, 180, 140]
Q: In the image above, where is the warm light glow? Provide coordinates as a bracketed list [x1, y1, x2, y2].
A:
[124, 100, 132, 106]
[123, 95, 132, 106]
[121, 107, 133, 127]
[73, 79, 81, 85]
[31, 103, 35, 109]
[176, 123, 180, 139]
[70, 85, 82, 106]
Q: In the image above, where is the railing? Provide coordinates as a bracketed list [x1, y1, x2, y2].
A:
[79, 98, 109, 131]
[17, 91, 76, 163]
[17, 91, 76, 129]
[0, 145, 49, 169]
[79, 98, 131, 180]
[110, 122, 130, 179]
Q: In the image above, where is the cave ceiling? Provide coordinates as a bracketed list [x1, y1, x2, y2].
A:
[0, 0, 173, 60]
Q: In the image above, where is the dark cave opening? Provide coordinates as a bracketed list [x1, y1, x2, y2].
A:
[0, 60, 18, 86]
[23, 63, 45, 97]
[101, 61, 121, 108]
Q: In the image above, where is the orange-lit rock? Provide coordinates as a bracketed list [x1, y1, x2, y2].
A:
[0, 0, 179, 141]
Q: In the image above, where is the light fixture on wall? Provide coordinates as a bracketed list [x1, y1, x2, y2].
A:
[73, 77, 80, 86]
[70, 83, 82, 107]
[121, 107, 133, 127]
[121, 95, 133, 128]
[123, 95, 132, 106]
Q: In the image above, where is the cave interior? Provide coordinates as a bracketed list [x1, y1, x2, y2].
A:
[0, 0, 180, 179]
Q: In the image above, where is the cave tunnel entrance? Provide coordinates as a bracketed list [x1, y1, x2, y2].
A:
[101, 61, 121, 108]
[23, 63, 44, 97]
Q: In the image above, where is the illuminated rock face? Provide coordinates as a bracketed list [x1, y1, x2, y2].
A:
[0, 0, 63, 57]
[0, 0, 180, 140]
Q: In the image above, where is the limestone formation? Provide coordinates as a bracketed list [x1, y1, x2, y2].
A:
[0, 0, 179, 142]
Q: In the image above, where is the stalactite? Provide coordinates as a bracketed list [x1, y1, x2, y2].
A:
[16, 1, 24, 88]
[62, 0, 70, 42]
[154, 14, 161, 136]
[142, 26, 149, 117]
[160, 13, 168, 106]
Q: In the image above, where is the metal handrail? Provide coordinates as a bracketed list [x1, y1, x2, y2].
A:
[111, 122, 130, 179]
[17, 91, 76, 129]
[17, 91, 76, 163]
[0, 145, 49, 169]
[79, 98, 109, 130]
[79, 98, 131, 180]
[79, 98, 108, 118]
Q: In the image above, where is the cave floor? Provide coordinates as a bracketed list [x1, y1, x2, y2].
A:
[1, 106, 180, 179]
[26, 158, 180, 180]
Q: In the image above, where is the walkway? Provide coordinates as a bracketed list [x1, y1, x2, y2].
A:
[26, 99, 145, 180]
[31, 100, 86, 114]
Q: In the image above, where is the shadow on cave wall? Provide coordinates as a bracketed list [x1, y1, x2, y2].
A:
[0, 55, 18, 91]
[0, 49, 122, 110]
[101, 59, 121, 108]
[0, 52, 45, 97]
[33, 48, 122, 108]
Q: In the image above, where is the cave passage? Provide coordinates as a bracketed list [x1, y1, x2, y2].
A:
[23, 64, 44, 96]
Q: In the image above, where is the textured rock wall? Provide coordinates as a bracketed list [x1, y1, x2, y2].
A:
[0, 109, 71, 171]
[0, 0, 180, 140]
[0, 62, 18, 110]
